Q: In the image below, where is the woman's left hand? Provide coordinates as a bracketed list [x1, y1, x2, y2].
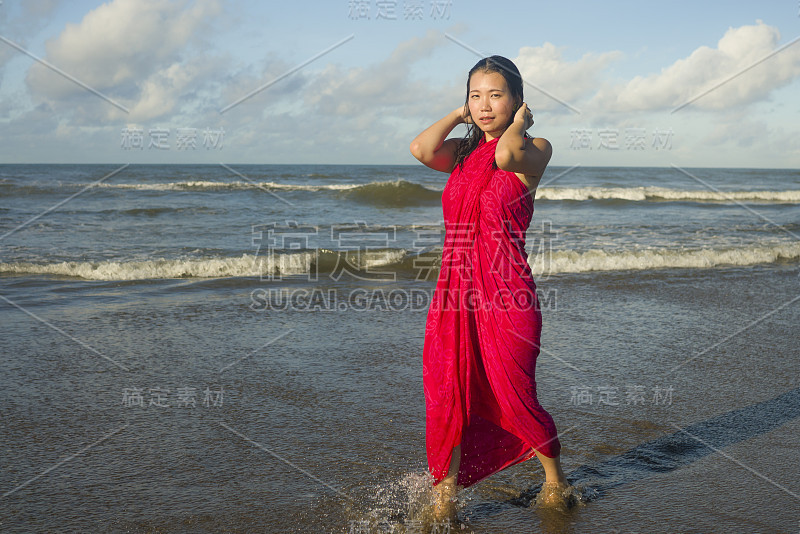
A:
[514, 102, 534, 130]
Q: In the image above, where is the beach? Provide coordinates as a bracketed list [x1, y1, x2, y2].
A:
[1, 163, 798, 532]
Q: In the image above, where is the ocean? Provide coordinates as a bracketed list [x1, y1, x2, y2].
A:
[1, 163, 798, 533]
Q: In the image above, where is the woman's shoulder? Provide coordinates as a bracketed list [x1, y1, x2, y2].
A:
[506, 136, 551, 193]
[526, 136, 552, 155]
[525, 135, 553, 176]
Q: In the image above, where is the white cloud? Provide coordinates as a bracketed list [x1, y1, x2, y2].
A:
[126, 56, 224, 121]
[25, 0, 221, 120]
[192, 30, 464, 164]
[305, 30, 449, 116]
[219, 30, 463, 163]
[513, 43, 621, 113]
[592, 20, 800, 112]
[215, 55, 311, 120]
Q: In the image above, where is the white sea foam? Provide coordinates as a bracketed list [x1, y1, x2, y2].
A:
[2, 242, 798, 280]
[534, 186, 800, 203]
[0, 254, 289, 281]
[89, 181, 800, 203]
[529, 242, 800, 275]
[96, 180, 360, 191]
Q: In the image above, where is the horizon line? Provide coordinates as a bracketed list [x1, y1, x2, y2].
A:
[0, 162, 797, 171]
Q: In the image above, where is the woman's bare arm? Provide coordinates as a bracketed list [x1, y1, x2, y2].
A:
[410, 106, 469, 173]
[495, 103, 552, 179]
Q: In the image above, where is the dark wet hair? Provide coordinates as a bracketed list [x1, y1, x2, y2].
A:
[453, 55, 527, 170]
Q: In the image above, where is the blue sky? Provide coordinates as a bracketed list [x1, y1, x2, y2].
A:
[1, 0, 799, 167]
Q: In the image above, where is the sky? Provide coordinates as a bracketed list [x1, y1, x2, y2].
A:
[0, 0, 799, 168]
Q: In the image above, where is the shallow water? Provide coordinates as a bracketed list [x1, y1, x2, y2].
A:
[2, 266, 798, 532]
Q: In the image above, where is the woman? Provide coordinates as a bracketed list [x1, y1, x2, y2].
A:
[410, 56, 570, 518]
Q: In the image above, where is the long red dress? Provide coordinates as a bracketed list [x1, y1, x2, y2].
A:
[422, 134, 561, 488]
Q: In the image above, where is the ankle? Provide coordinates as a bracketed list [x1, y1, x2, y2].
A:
[544, 474, 568, 486]
[439, 474, 458, 487]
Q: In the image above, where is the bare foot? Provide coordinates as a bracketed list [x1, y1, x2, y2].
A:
[535, 481, 574, 509]
[431, 480, 462, 522]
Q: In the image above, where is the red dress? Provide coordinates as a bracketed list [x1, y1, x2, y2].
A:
[422, 135, 561, 488]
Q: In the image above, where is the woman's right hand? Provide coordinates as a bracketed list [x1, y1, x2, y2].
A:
[455, 105, 473, 125]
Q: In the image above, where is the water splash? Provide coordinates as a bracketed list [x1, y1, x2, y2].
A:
[343, 470, 472, 533]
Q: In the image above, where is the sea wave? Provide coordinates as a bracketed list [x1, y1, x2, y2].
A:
[537, 242, 800, 274]
[5, 179, 800, 204]
[534, 186, 800, 203]
[2, 242, 798, 281]
[96, 180, 359, 191]
[97, 182, 800, 204]
[93, 179, 440, 207]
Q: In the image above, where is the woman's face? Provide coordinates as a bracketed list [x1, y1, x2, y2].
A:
[467, 70, 517, 140]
